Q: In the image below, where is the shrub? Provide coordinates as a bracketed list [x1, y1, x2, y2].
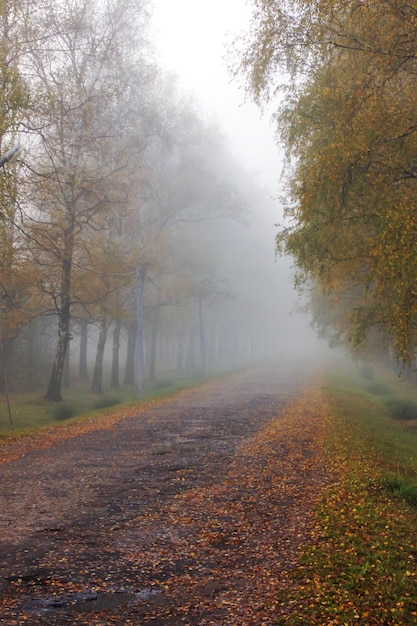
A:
[384, 477, 417, 507]
[93, 396, 121, 410]
[49, 403, 77, 421]
[156, 378, 174, 390]
[386, 397, 417, 421]
[366, 381, 389, 396]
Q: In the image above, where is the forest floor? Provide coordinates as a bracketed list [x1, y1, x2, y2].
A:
[0, 364, 329, 625]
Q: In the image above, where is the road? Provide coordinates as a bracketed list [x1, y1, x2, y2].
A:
[0, 364, 326, 625]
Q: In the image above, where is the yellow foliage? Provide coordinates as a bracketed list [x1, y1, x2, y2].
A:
[263, 1, 417, 363]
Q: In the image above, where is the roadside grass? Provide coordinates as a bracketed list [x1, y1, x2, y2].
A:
[276, 364, 417, 625]
[0, 372, 208, 437]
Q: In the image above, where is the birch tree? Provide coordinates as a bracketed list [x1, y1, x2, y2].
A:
[23, 0, 153, 400]
[238, 0, 417, 364]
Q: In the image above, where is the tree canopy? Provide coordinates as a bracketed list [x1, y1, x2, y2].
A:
[0, 0, 265, 399]
[238, 0, 417, 365]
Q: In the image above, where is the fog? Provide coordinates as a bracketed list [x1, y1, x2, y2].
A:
[152, 0, 280, 192]
[0, 0, 337, 399]
[147, 0, 331, 367]
[80, 1, 332, 387]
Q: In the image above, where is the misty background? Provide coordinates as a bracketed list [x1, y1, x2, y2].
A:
[0, 0, 328, 406]
[150, 0, 327, 363]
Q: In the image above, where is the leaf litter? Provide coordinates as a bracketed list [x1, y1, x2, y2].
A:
[0, 369, 329, 625]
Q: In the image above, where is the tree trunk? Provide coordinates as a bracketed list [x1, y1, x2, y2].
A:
[91, 318, 109, 394]
[176, 336, 184, 372]
[111, 318, 121, 388]
[198, 297, 206, 376]
[124, 320, 137, 386]
[45, 208, 74, 401]
[136, 267, 145, 395]
[45, 328, 70, 401]
[26, 324, 35, 387]
[0, 338, 12, 393]
[185, 327, 196, 372]
[148, 308, 159, 383]
[63, 338, 70, 388]
[79, 319, 89, 380]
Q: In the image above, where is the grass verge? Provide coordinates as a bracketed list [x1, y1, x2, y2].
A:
[0, 371, 234, 438]
[276, 365, 417, 625]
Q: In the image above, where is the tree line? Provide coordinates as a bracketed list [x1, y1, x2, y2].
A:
[237, 0, 417, 369]
[0, 0, 254, 400]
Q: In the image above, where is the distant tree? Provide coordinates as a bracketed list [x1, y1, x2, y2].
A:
[110, 318, 122, 388]
[95, 80, 248, 392]
[86, 232, 136, 393]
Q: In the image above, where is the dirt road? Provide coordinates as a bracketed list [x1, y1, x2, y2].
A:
[0, 364, 327, 625]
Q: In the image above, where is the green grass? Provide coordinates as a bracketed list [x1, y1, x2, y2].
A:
[276, 364, 417, 625]
[0, 386, 139, 436]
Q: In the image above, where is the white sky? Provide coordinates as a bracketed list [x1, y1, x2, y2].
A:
[151, 0, 282, 193]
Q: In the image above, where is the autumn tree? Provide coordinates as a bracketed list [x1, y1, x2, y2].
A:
[0, 0, 28, 282]
[238, 0, 417, 364]
[0, 0, 38, 392]
[21, 0, 153, 400]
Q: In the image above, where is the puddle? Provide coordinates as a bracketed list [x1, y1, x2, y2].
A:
[69, 591, 136, 614]
[21, 588, 162, 617]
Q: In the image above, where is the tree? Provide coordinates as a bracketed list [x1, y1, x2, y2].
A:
[22, 0, 153, 400]
[0, 1, 44, 394]
[86, 232, 136, 393]
[0, 1, 30, 324]
[109, 83, 247, 391]
[238, 0, 417, 365]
